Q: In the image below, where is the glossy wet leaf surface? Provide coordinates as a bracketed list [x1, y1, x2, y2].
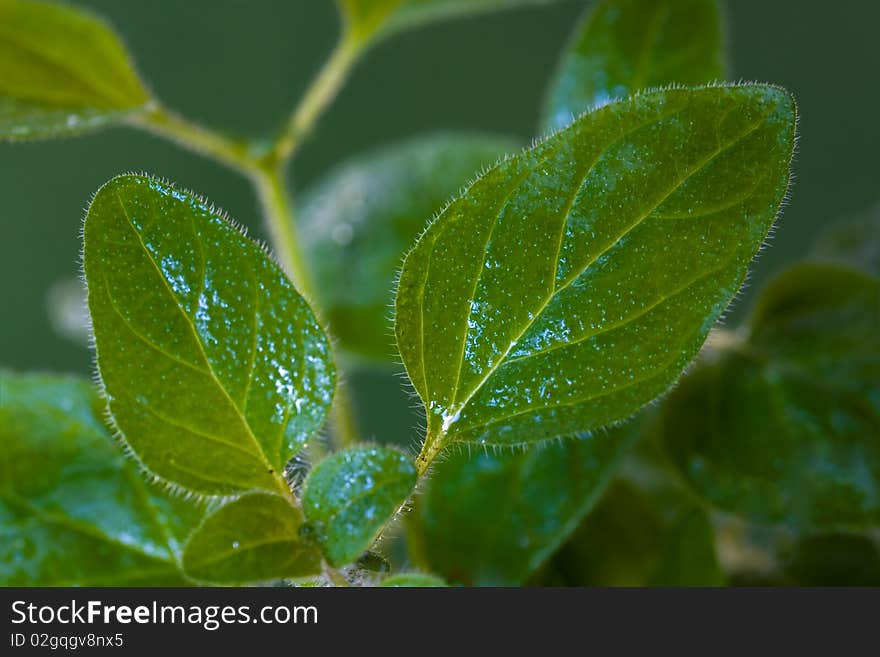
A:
[380, 572, 447, 587]
[182, 492, 322, 584]
[302, 446, 416, 567]
[542, 0, 726, 132]
[412, 423, 638, 585]
[301, 134, 517, 361]
[0, 371, 202, 585]
[660, 264, 880, 530]
[84, 175, 335, 496]
[336, 0, 561, 44]
[0, 0, 149, 140]
[395, 85, 796, 471]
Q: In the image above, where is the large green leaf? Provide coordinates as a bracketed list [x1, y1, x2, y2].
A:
[301, 134, 517, 361]
[336, 0, 562, 45]
[182, 492, 322, 584]
[0, 0, 150, 140]
[395, 85, 796, 472]
[542, 0, 726, 132]
[411, 423, 638, 585]
[84, 175, 335, 496]
[302, 446, 416, 567]
[0, 371, 202, 586]
[660, 264, 880, 530]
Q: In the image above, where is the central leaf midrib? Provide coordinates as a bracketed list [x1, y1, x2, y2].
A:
[441, 109, 768, 436]
[112, 191, 287, 495]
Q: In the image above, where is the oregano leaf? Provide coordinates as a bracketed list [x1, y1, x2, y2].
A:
[542, 0, 726, 132]
[380, 572, 447, 587]
[0, 371, 202, 586]
[300, 134, 517, 361]
[182, 492, 322, 585]
[84, 175, 335, 496]
[659, 264, 880, 530]
[336, 0, 563, 45]
[0, 0, 150, 140]
[395, 85, 796, 472]
[302, 446, 416, 567]
[412, 424, 638, 585]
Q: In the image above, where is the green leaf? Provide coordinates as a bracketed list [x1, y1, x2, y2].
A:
[302, 446, 416, 567]
[0, 371, 202, 586]
[412, 424, 638, 585]
[301, 134, 517, 361]
[660, 264, 880, 530]
[182, 492, 322, 584]
[536, 479, 723, 586]
[781, 532, 880, 586]
[810, 204, 880, 276]
[542, 0, 726, 132]
[395, 85, 796, 472]
[336, 0, 562, 45]
[0, 0, 150, 140]
[380, 572, 447, 587]
[84, 175, 335, 496]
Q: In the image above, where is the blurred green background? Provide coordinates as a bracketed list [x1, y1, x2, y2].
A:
[2, 0, 879, 444]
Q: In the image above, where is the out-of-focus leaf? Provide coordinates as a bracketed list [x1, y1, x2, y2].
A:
[412, 423, 638, 586]
[810, 204, 880, 276]
[781, 532, 880, 586]
[302, 446, 416, 567]
[542, 0, 726, 132]
[336, 0, 562, 45]
[395, 85, 796, 472]
[84, 175, 335, 496]
[0, 0, 150, 140]
[380, 572, 447, 587]
[660, 264, 880, 530]
[300, 134, 517, 361]
[0, 371, 202, 586]
[536, 479, 722, 586]
[182, 492, 322, 584]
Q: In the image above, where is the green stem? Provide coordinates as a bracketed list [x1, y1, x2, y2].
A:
[128, 103, 258, 176]
[324, 564, 350, 587]
[250, 165, 316, 295]
[329, 383, 360, 450]
[271, 34, 362, 163]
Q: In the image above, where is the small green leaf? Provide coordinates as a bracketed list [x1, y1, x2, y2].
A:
[301, 134, 517, 361]
[182, 492, 322, 584]
[84, 175, 335, 496]
[0, 371, 202, 586]
[395, 85, 796, 471]
[302, 446, 416, 567]
[380, 572, 447, 587]
[412, 424, 638, 585]
[0, 0, 150, 140]
[660, 264, 880, 530]
[542, 0, 726, 132]
[336, 0, 562, 45]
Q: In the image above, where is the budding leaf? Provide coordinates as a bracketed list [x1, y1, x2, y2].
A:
[395, 85, 797, 470]
[0, 372, 202, 586]
[660, 264, 880, 530]
[302, 446, 416, 567]
[84, 175, 335, 496]
[542, 0, 726, 132]
[182, 492, 322, 584]
[0, 0, 150, 140]
[301, 134, 517, 361]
